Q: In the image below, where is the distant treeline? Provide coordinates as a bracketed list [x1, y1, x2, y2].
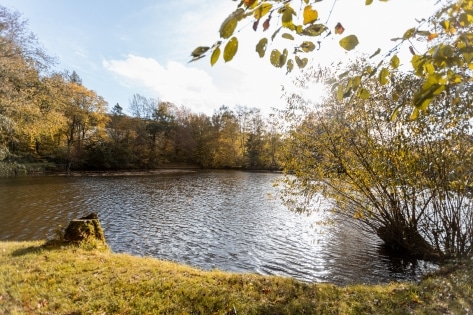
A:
[0, 5, 283, 172]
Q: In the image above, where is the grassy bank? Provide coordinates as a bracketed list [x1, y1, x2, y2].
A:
[0, 241, 472, 314]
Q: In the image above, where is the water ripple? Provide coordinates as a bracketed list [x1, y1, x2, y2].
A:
[0, 172, 437, 285]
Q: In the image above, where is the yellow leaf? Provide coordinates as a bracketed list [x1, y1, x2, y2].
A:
[303, 5, 318, 25]
[281, 5, 296, 29]
[255, 38, 268, 58]
[300, 41, 316, 52]
[403, 27, 416, 39]
[254, 3, 272, 20]
[220, 14, 238, 39]
[210, 47, 220, 66]
[286, 59, 294, 74]
[295, 56, 308, 68]
[223, 37, 239, 62]
[282, 33, 294, 40]
[191, 46, 209, 57]
[358, 88, 370, 100]
[379, 67, 389, 85]
[390, 55, 400, 69]
[339, 35, 359, 51]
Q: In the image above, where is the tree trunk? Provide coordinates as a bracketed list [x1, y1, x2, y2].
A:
[377, 224, 440, 261]
[64, 213, 106, 242]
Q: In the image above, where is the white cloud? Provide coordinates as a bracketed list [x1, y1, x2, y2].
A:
[104, 55, 219, 114]
[103, 54, 288, 115]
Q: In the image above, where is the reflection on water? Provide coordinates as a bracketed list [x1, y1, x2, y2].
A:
[0, 171, 436, 285]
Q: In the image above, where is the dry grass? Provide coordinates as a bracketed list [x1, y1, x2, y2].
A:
[0, 240, 471, 314]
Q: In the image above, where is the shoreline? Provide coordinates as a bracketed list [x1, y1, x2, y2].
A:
[1, 240, 471, 314]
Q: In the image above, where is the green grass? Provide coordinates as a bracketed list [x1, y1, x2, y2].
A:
[0, 240, 472, 314]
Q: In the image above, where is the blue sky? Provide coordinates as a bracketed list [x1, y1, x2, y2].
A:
[2, 0, 436, 115]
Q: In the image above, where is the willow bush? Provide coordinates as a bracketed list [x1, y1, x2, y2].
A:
[279, 65, 473, 260]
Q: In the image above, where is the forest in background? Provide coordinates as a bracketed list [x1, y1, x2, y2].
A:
[0, 5, 282, 173]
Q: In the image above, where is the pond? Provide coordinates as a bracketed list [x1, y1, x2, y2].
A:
[0, 170, 436, 285]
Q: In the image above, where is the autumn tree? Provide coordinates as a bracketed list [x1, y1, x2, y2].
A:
[212, 105, 241, 168]
[187, 112, 216, 167]
[0, 5, 57, 158]
[49, 72, 109, 170]
[170, 106, 198, 163]
[280, 62, 473, 260]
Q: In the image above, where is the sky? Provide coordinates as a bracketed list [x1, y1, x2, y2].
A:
[2, 0, 437, 116]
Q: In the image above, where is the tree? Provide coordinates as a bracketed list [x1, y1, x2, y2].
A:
[191, 0, 473, 116]
[212, 105, 241, 168]
[280, 62, 473, 260]
[51, 72, 109, 170]
[187, 112, 216, 167]
[244, 108, 266, 168]
[129, 93, 156, 119]
[0, 5, 58, 158]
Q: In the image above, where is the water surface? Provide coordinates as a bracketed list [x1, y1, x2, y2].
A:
[0, 171, 435, 284]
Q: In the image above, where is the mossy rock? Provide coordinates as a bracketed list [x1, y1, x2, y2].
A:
[64, 213, 106, 242]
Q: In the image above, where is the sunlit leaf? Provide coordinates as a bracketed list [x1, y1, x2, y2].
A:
[413, 83, 445, 110]
[403, 27, 416, 39]
[270, 49, 284, 67]
[440, 45, 454, 58]
[254, 3, 272, 20]
[335, 22, 345, 35]
[459, 13, 473, 26]
[390, 55, 400, 69]
[424, 63, 435, 75]
[282, 33, 295, 40]
[255, 38, 268, 58]
[303, 5, 318, 25]
[302, 24, 327, 36]
[339, 35, 359, 51]
[281, 5, 296, 29]
[223, 37, 239, 62]
[379, 67, 389, 85]
[440, 20, 450, 31]
[220, 9, 243, 39]
[280, 48, 288, 67]
[191, 46, 210, 57]
[286, 59, 294, 74]
[210, 47, 221, 66]
[295, 56, 308, 68]
[411, 55, 425, 75]
[267, 49, 287, 70]
[300, 41, 316, 52]
[358, 88, 370, 100]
